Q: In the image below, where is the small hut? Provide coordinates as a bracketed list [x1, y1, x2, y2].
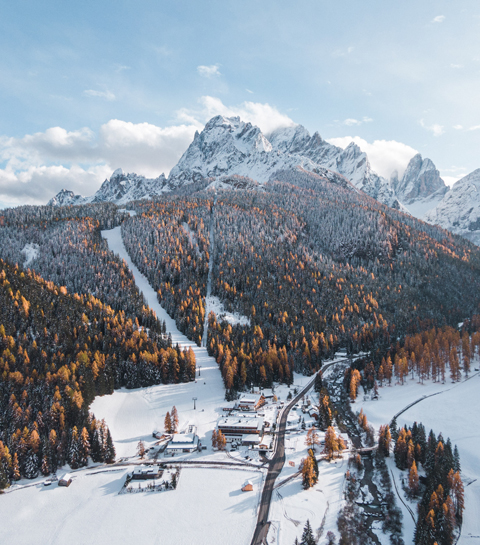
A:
[242, 480, 253, 492]
[59, 473, 72, 487]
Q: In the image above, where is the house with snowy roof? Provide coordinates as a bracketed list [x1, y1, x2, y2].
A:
[165, 433, 199, 455]
[237, 394, 266, 412]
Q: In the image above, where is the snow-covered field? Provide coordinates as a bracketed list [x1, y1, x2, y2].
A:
[356, 372, 480, 544]
[0, 466, 263, 545]
[269, 428, 347, 545]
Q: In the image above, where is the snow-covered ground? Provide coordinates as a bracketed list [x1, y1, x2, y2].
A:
[21, 242, 39, 266]
[205, 295, 251, 327]
[356, 371, 480, 544]
[96, 226, 227, 458]
[269, 428, 347, 545]
[0, 466, 263, 545]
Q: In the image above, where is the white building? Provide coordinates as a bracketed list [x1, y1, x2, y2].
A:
[165, 433, 199, 455]
[217, 414, 264, 443]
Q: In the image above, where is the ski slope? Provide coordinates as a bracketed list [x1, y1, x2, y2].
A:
[95, 226, 226, 458]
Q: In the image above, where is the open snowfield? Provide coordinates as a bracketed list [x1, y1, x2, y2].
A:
[356, 371, 480, 544]
[268, 429, 347, 545]
[0, 466, 263, 545]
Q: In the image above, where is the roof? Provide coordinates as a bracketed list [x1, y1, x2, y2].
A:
[239, 394, 264, 404]
[132, 466, 162, 476]
[60, 473, 72, 481]
[242, 434, 261, 443]
[170, 433, 197, 444]
[218, 416, 264, 430]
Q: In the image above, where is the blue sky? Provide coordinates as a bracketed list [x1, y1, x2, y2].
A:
[1, 0, 480, 205]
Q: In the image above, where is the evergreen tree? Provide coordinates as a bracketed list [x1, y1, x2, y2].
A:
[300, 519, 315, 545]
[103, 429, 116, 463]
[24, 450, 39, 479]
[171, 406, 179, 433]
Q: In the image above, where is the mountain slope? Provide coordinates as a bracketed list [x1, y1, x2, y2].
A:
[424, 168, 480, 245]
[391, 153, 448, 218]
[48, 168, 168, 206]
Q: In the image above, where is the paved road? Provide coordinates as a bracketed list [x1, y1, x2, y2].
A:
[250, 359, 350, 545]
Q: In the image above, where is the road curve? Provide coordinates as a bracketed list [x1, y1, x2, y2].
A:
[250, 359, 349, 545]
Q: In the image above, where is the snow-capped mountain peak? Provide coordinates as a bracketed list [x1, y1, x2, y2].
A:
[393, 153, 447, 205]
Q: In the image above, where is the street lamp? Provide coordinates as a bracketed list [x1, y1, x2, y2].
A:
[192, 397, 197, 410]
[198, 365, 202, 377]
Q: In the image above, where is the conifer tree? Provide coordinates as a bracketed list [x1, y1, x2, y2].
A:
[300, 457, 315, 490]
[305, 427, 320, 451]
[300, 519, 315, 545]
[171, 406, 179, 433]
[164, 412, 172, 434]
[137, 440, 146, 459]
[211, 429, 218, 449]
[409, 460, 419, 496]
[103, 429, 116, 463]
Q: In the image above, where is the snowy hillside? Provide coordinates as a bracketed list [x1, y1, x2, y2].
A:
[424, 168, 480, 245]
[46, 116, 401, 209]
[48, 168, 169, 206]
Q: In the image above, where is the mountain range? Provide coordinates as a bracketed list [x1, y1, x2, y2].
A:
[47, 115, 480, 245]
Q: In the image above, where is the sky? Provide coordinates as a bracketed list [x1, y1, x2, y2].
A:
[1, 0, 480, 206]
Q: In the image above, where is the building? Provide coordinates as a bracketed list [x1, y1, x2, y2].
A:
[242, 480, 253, 492]
[241, 434, 262, 446]
[131, 466, 163, 480]
[58, 473, 72, 487]
[217, 415, 264, 442]
[165, 433, 199, 455]
[237, 394, 266, 412]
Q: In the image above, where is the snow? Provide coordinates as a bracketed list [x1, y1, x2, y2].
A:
[182, 221, 202, 258]
[97, 226, 226, 458]
[0, 466, 263, 545]
[206, 295, 251, 327]
[0, 225, 267, 545]
[403, 194, 444, 219]
[21, 243, 39, 266]
[356, 371, 480, 544]
[268, 429, 347, 545]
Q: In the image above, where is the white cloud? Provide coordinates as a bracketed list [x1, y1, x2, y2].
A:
[433, 15, 446, 23]
[468, 125, 480, 131]
[197, 64, 221, 78]
[0, 120, 198, 204]
[178, 96, 296, 135]
[83, 89, 116, 101]
[453, 125, 463, 130]
[332, 46, 355, 58]
[420, 119, 445, 137]
[327, 136, 418, 179]
[450, 64, 463, 69]
[343, 117, 373, 127]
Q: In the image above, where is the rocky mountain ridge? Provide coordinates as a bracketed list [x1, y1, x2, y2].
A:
[48, 115, 477, 243]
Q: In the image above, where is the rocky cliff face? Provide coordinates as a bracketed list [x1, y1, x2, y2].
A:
[48, 168, 168, 207]
[48, 115, 464, 224]
[424, 169, 480, 245]
[393, 154, 447, 205]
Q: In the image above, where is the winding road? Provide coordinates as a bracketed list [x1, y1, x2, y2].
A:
[250, 359, 350, 545]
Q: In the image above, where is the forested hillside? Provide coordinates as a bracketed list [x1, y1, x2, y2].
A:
[0, 203, 197, 487]
[123, 169, 480, 394]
